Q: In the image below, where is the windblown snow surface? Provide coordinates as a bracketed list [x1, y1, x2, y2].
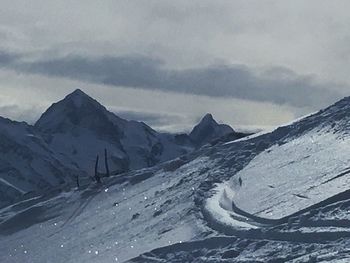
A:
[1, 97, 350, 262]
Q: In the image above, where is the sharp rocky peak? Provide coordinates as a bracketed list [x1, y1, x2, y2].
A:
[198, 113, 217, 126]
[34, 89, 125, 133]
[63, 88, 102, 108]
[189, 113, 234, 147]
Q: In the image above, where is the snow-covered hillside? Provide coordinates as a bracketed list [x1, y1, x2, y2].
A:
[1, 96, 350, 262]
[232, 130, 350, 219]
[215, 96, 350, 221]
[0, 117, 81, 208]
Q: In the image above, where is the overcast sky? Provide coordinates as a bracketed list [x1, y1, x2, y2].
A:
[0, 0, 349, 132]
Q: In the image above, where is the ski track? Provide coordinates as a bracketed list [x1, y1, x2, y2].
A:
[60, 193, 96, 229]
[128, 179, 350, 262]
[0, 178, 26, 194]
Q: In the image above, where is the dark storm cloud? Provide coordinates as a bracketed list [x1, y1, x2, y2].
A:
[0, 51, 19, 65]
[3, 52, 343, 108]
[17, 55, 163, 89]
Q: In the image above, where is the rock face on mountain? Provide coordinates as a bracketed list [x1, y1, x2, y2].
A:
[189, 113, 235, 147]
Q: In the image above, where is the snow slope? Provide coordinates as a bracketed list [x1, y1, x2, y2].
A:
[0, 117, 81, 208]
[0, 156, 214, 263]
[214, 96, 350, 220]
[232, 130, 350, 219]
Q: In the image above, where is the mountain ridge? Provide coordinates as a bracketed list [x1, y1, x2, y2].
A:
[0, 89, 243, 207]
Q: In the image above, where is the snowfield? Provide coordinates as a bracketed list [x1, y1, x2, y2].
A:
[233, 129, 350, 219]
[1, 96, 350, 262]
[0, 157, 215, 263]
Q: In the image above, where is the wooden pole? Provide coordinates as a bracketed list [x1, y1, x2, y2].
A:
[76, 175, 80, 188]
[104, 148, 110, 177]
[94, 155, 101, 183]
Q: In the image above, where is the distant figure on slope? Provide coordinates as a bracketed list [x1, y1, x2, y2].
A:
[239, 177, 242, 187]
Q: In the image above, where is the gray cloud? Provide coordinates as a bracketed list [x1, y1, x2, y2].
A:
[2, 52, 343, 109]
[0, 104, 41, 124]
[111, 109, 193, 133]
[114, 110, 178, 126]
[1, 1, 350, 85]
[0, 51, 19, 65]
[0, 0, 348, 131]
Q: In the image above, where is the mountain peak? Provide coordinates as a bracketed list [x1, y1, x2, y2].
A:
[199, 113, 216, 125]
[70, 88, 86, 96]
[189, 114, 234, 147]
[35, 89, 121, 133]
[64, 88, 96, 108]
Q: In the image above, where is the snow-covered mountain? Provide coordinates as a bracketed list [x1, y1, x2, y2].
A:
[0, 89, 239, 208]
[34, 89, 193, 174]
[35, 89, 241, 174]
[1, 96, 350, 262]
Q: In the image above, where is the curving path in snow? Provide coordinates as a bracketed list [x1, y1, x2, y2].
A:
[204, 182, 262, 231]
[203, 179, 350, 242]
